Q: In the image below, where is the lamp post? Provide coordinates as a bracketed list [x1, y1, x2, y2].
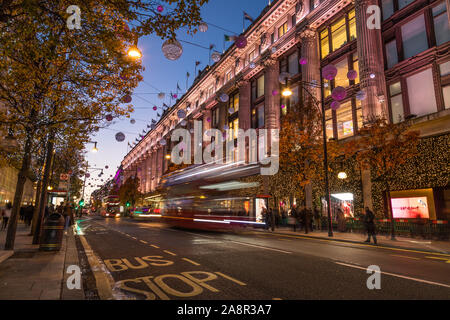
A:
[283, 75, 334, 237]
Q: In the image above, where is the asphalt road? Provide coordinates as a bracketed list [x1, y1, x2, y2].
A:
[75, 216, 450, 300]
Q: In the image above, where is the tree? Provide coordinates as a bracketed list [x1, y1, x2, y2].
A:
[269, 100, 343, 206]
[118, 176, 142, 208]
[0, 0, 208, 249]
[348, 116, 420, 240]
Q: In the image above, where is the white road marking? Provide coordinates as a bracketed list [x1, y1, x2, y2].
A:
[335, 262, 450, 288]
[228, 240, 292, 254]
[182, 258, 201, 266]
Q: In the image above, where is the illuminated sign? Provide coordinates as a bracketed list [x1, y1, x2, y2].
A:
[391, 197, 429, 219]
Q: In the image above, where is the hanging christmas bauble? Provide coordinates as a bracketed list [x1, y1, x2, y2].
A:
[281, 105, 286, 109]
[219, 93, 229, 103]
[173, 94, 178, 99]
[177, 109, 186, 119]
[211, 52, 221, 63]
[86, 173, 90, 178]
[206, 117, 211, 123]
[180, 120, 187, 127]
[130, 119, 136, 124]
[370, 73, 376, 79]
[331, 86, 347, 101]
[115, 132, 125, 142]
[105, 165, 109, 169]
[299, 57, 308, 65]
[272, 90, 279, 96]
[279, 72, 291, 83]
[157, 5, 164, 12]
[199, 22, 208, 32]
[158, 92, 165, 100]
[347, 70, 358, 81]
[249, 62, 256, 69]
[235, 36, 247, 49]
[106, 114, 113, 121]
[223, 125, 229, 130]
[228, 108, 235, 114]
[271, 47, 277, 54]
[162, 39, 183, 61]
[330, 101, 341, 110]
[189, 128, 195, 134]
[123, 95, 132, 103]
[356, 90, 367, 101]
[322, 64, 338, 80]
[160, 138, 167, 146]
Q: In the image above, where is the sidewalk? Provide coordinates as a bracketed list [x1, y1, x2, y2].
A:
[0, 222, 84, 300]
[258, 227, 450, 254]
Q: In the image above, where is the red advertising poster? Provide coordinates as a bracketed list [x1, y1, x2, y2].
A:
[391, 197, 429, 219]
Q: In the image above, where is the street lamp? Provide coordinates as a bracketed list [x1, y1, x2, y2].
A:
[282, 87, 293, 97]
[338, 172, 348, 180]
[127, 46, 142, 59]
[91, 142, 98, 153]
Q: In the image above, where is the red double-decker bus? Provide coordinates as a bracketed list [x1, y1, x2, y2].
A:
[101, 195, 121, 218]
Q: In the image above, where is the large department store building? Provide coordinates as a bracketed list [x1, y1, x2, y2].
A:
[121, 0, 450, 221]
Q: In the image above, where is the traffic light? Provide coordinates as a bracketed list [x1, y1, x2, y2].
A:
[126, 201, 130, 207]
[79, 199, 85, 207]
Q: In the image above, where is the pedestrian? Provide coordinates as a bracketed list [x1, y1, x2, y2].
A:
[262, 206, 269, 230]
[363, 207, 377, 244]
[291, 204, 299, 232]
[267, 208, 275, 232]
[25, 204, 34, 226]
[61, 203, 70, 231]
[281, 207, 287, 226]
[314, 207, 321, 231]
[337, 208, 346, 232]
[20, 205, 26, 221]
[414, 214, 426, 239]
[1, 202, 12, 230]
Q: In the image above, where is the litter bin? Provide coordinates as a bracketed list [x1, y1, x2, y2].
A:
[39, 213, 65, 251]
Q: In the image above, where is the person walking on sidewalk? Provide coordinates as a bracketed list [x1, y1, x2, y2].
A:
[1, 202, 12, 230]
[363, 207, 377, 244]
[314, 207, 321, 231]
[291, 205, 299, 232]
[267, 208, 275, 232]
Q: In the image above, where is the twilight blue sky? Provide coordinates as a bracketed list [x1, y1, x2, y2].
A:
[84, 0, 270, 198]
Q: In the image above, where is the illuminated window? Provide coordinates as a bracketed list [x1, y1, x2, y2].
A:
[229, 92, 239, 113]
[257, 75, 265, 98]
[352, 53, 360, 84]
[389, 82, 404, 123]
[325, 109, 334, 140]
[334, 58, 349, 88]
[323, 79, 331, 98]
[331, 17, 347, 51]
[228, 118, 239, 141]
[336, 101, 354, 139]
[348, 9, 356, 41]
[320, 29, 330, 59]
[407, 68, 437, 117]
[355, 99, 363, 130]
[278, 22, 288, 39]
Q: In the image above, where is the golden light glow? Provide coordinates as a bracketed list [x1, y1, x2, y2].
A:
[127, 47, 142, 59]
[47, 186, 53, 191]
[282, 88, 293, 97]
[91, 147, 98, 153]
[165, 154, 171, 160]
[338, 172, 348, 180]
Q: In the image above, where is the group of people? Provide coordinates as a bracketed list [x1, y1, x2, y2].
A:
[262, 204, 322, 234]
[0, 202, 13, 231]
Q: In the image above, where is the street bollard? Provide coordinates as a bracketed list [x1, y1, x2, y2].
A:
[39, 213, 65, 251]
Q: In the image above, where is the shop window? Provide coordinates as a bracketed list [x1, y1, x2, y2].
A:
[331, 17, 347, 51]
[406, 68, 438, 117]
[389, 82, 404, 123]
[320, 29, 329, 59]
[323, 79, 331, 98]
[401, 14, 428, 59]
[278, 22, 288, 39]
[228, 118, 239, 141]
[433, 2, 450, 46]
[385, 40, 398, 69]
[325, 109, 334, 140]
[382, 0, 394, 20]
[336, 101, 354, 139]
[334, 58, 349, 88]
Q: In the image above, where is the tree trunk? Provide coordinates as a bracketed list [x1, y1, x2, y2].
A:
[4, 131, 33, 250]
[29, 176, 42, 236]
[385, 179, 396, 240]
[32, 131, 55, 244]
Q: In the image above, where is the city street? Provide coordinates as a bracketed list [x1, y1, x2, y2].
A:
[75, 216, 450, 300]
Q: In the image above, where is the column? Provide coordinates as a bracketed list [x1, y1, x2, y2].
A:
[355, 0, 388, 120]
[263, 58, 280, 130]
[299, 27, 321, 104]
[238, 80, 251, 131]
[299, 27, 320, 210]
